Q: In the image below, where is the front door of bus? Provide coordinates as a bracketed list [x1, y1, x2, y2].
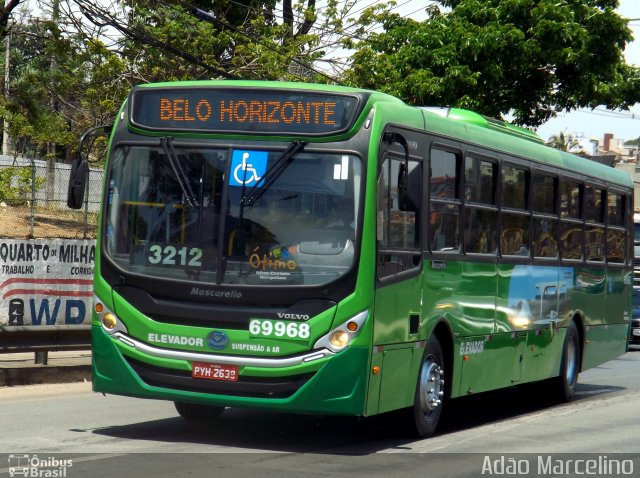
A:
[370, 133, 424, 415]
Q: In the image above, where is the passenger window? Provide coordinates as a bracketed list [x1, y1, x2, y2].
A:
[465, 157, 496, 205]
[502, 165, 528, 209]
[560, 180, 583, 261]
[500, 163, 530, 258]
[377, 157, 420, 249]
[607, 192, 626, 264]
[429, 147, 462, 253]
[607, 192, 624, 227]
[585, 226, 605, 262]
[532, 174, 557, 214]
[431, 149, 458, 200]
[501, 213, 530, 257]
[533, 218, 558, 258]
[560, 222, 583, 260]
[607, 229, 625, 263]
[561, 181, 582, 219]
[585, 185, 604, 223]
[430, 203, 460, 252]
[464, 208, 497, 254]
[377, 144, 422, 279]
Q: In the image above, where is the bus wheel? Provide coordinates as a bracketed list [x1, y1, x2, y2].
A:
[411, 335, 445, 437]
[174, 401, 225, 421]
[552, 321, 581, 402]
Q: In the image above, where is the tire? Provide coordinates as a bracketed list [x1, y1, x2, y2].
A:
[410, 334, 446, 437]
[551, 321, 581, 402]
[174, 401, 225, 421]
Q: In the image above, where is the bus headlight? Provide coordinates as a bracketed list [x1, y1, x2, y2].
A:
[102, 313, 118, 330]
[330, 330, 349, 348]
[94, 295, 128, 335]
[314, 310, 368, 353]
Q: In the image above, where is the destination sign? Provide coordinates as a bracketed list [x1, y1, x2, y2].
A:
[129, 87, 364, 135]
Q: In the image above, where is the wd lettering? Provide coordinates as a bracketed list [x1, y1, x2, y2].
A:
[30, 299, 86, 325]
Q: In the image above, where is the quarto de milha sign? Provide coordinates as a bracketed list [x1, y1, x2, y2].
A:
[0, 239, 94, 328]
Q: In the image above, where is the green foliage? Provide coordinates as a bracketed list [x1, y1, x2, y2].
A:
[344, 0, 640, 126]
[546, 131, 580, 151]
[118, 0, 336, 83]
[0, 0, 356, 166]
[7, 0, 635, 159]
[0, 166, 45, 206]
[1, 10, 129, 163]
[1, 1, 353, 165]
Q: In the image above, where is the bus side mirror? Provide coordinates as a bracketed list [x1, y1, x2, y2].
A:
[398, 162, 422, 212]
[384, 130, 421, 212]
[67, 157, 88, 209]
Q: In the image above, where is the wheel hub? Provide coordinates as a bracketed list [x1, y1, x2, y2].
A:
[419, 359, 445, 415]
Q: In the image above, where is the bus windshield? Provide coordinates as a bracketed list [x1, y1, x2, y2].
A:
[104, 143, 361, 286]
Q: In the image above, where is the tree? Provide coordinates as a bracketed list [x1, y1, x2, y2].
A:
[0, 7, 128, 161]
[73, 0, 351, 83]
[0, 0, 358, 165]
[344, 0, 640, 127]
[546, 131, 580, 152]
[0, 0, 23, 38]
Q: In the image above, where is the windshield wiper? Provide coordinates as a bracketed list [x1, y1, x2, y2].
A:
[160, 137, 198, 207]
[240, 141, 307, 207]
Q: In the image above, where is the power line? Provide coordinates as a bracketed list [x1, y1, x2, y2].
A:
[73, 1, 238, 79]
[172, 0, 345, 84]
[222, 0, 433, 44]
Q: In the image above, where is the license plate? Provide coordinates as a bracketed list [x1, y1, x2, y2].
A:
[633, 329, 640, 337]
[192, 362, 238, 382]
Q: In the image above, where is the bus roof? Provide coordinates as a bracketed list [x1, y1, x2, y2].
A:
[419, 106, 633, 188]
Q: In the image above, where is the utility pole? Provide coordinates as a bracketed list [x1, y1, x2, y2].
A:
[2, 28, 10, 156]
[46, 0, 60, 207]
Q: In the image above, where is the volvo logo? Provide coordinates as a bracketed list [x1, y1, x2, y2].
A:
[207, 331, 229, 350]
[276, 312, 310, 321]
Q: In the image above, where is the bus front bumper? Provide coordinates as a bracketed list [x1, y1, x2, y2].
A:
[92, 326, 370, 416]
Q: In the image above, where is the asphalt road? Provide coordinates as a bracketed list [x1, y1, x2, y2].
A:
[0, 348, 638, 477]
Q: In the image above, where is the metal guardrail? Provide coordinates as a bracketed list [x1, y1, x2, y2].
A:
[0, 326, 90, 354]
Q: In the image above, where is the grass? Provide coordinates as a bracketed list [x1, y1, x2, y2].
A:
[0, 204, 98, 239]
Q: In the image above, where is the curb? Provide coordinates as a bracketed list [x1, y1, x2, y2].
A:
[0, 365, 91, 387]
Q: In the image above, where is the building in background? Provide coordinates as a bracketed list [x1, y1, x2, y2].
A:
[559, 132, 640, 211]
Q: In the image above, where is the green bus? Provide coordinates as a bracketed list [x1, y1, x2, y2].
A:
[68, 81, 632, 436]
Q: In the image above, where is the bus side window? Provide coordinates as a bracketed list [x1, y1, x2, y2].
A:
[430, 148, 461, 253]
[607, 191, 626, 264]
[585, 185, 605, 262]
[501, 164, 531, 258]
[560, 180, 583, 261]
[377, 154, 421, 278]
[464, 156, 497, 254]
[532, 172, 559, 259]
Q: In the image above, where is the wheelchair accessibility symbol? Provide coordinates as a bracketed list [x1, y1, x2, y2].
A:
[229, 150, 268, 187]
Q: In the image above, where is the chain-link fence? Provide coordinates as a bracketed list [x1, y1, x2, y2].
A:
[0, 156, 104, 239]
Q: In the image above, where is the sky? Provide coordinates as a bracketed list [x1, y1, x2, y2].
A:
[24, 0, 640, 143]
[532, 0, 640, 143]
[373, 0, 640, 143]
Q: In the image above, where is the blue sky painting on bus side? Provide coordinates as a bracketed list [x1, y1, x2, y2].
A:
[507, 265, 575, 324]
